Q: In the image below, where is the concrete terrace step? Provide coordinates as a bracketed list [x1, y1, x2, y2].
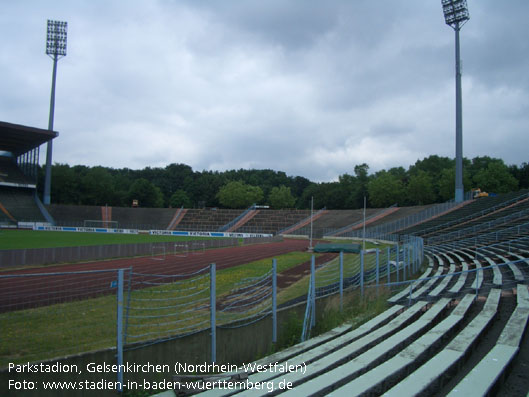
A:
[448, 258, 468, 294]
[446, 285, 529, 396]
[384, 288, 502, 396]
[387, 266, 433, 304]
[471, 258, 484, 290]
[428, 263, 455, 297]
[195, 302, 428, 397]
[276, 299, 451, 397]
[330, 294, 476, 396]
[411, 266, 443, 300]
[182, 305, 404, 397]
[151, 322, 356, 397]
[495, 251, 525, 282]
[481, 255, 503, 285]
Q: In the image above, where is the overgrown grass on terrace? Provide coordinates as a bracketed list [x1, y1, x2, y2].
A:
[277, 252, 380, 304]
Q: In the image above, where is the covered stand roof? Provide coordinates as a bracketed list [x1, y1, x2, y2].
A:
[0, 121, 58, 156]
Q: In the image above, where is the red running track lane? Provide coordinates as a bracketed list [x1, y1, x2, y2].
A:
[0, 239, 313, 312]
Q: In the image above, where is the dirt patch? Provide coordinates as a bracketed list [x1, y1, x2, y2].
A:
[277, 253, 338, 289]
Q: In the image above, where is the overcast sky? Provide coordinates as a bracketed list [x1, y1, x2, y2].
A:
[1, 1, 528, 182]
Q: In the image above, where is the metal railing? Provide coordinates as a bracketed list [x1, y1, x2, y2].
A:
[325, 204, 398, 238]
[218, 204, 255, 232]
[346, 200, 462, 238]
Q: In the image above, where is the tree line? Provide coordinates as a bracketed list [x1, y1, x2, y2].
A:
[40, 155, 529, 210]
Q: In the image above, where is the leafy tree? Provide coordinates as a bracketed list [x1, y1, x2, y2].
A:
[409, 155, 453, 178]
[388, 166, 407, 181]
[299, 181, 350, 210]
[299, 183, 323, 209]
[406, 170, 436, 205]
[367, 171, 404, 208]
[472, 161, 518, 194]
[169, 189, 192, 208]
[79, 166, 115, 206]
[160, 163, 195, 205]
[337, 173, 358, 209]
[353, 164, 370, 207]
[438, 167, 472, 201]
[127, 178, 164, 208]
[467, 156, 499, 179]
[109, 170, 134, 207]
[51, 163, 80, 204]
[267, 185, 296, 209]
[190, 171, 226, 207]
[291, 176, 312, 205]
[165, 163, 194, 188]
[46, 156, 529, 210]
[217, 181, 263, 209]
[509, 162, 529, 189]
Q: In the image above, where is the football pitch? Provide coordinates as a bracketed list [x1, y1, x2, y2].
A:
[0, 229, 214, 250]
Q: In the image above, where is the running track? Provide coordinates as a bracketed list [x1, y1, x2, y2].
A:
[0, 239, 333, 312]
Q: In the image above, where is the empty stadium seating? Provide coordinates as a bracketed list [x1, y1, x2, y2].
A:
[0, 156, 35, 187]
[149, 190, 529, 397]
[0, 187, 47, 224]
[0, 156, 49, 226]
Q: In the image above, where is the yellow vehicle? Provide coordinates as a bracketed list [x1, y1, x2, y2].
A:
[471, 188, 489, 199]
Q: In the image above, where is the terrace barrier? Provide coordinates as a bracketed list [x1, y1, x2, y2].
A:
[346, 198, 465, 239]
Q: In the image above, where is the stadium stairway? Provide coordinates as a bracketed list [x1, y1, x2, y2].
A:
[167, 207, 187, 230]
[279, 208, 329, 236]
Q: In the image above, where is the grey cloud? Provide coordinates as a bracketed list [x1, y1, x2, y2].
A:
[0, 0, 527, 182]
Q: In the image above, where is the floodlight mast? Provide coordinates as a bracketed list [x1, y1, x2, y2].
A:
[43, 20, 68, 205]
[442, 0, 469, 203]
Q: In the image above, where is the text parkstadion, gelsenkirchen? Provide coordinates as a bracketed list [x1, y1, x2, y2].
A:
[8, 362, 171, 374]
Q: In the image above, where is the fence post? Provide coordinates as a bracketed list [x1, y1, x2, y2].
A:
[408, 281, 413, 307]
[360, 250, 364, 298]
[408, 244, 411, 275]
[475, 268, 479, 298]
[310, 255, 316, 328]
[396, 244, 400, 283]
[417, 239, 420, 272]
[415, 239, 421, 273]
[116, 269, 124, 392]
[210, 263, 216, 363]
[412, 240, 416, 274]
[272, 258, 277, 344]
[376, 248, 380, 292]
[387, 246, 390, 284]
[403, 246, 407, 281]
[311, 255, 316, 328]
[123, 267, 133, 346]
[339, 251, 344, 312]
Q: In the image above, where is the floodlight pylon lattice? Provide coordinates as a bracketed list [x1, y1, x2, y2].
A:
[46, 20, 68, 58]
[442, 0, 470, 28]
[43, 20, 68, 205]
[441, 0, 469, 203]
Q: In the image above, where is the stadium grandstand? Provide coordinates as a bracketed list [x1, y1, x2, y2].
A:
[0, 121, 56, 227]
[149, 189, 529, 397]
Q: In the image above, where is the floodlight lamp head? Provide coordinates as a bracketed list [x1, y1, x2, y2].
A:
[442, 0, 469, 29]
[46, 20, 68, 57]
